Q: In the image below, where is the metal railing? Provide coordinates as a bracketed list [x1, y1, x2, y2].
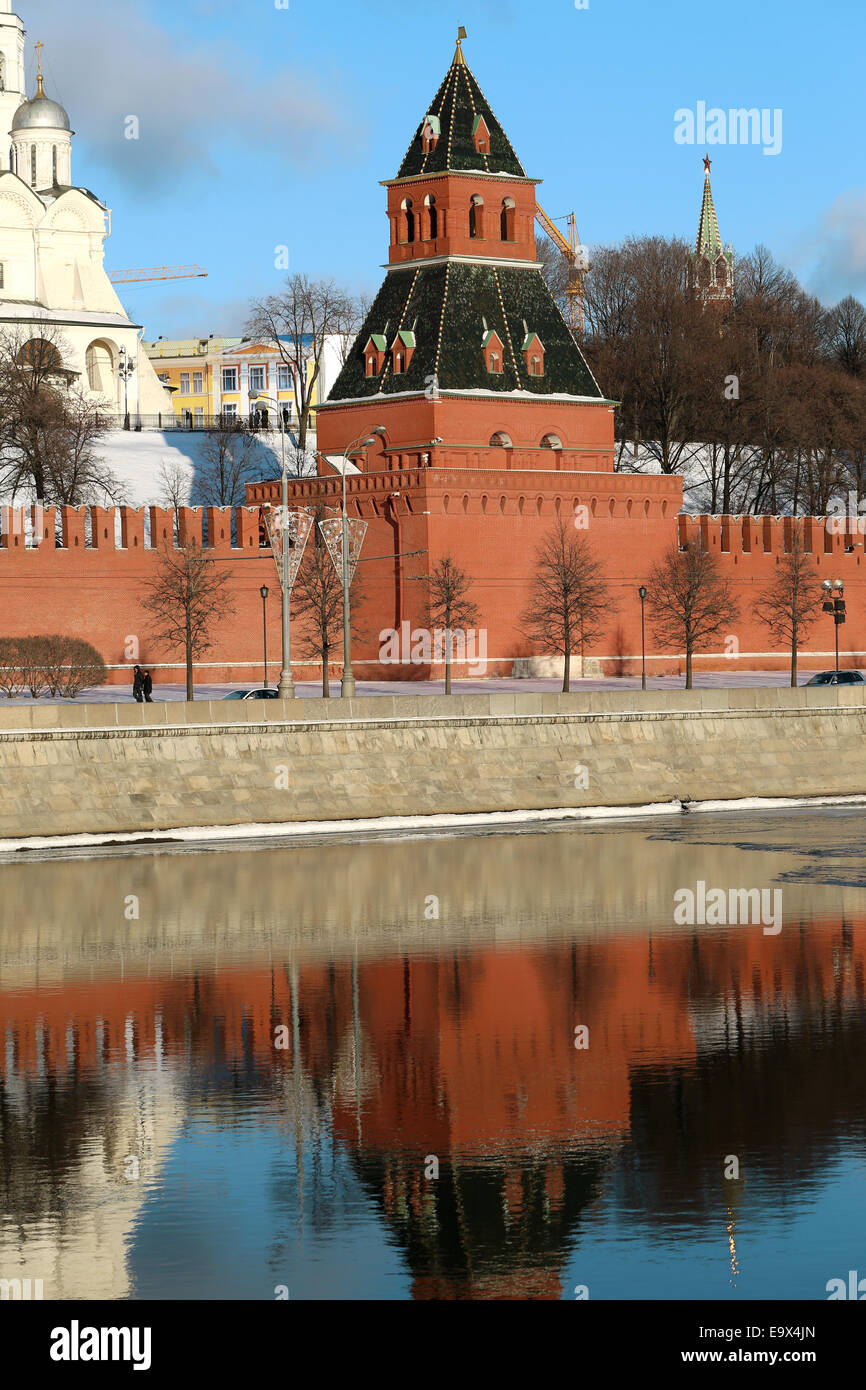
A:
[94, 411, 296, 433]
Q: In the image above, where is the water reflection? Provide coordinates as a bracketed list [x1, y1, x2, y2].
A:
[1, 811, 866, 1300]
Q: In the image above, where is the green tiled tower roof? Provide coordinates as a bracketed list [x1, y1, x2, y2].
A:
[696, 155, 723, 258]
[396, 33, 527, 180]
[326, 33, 605, 405]
[330, 262, 603, 401]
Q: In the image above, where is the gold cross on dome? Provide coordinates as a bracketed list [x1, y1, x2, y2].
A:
[35, 40, 44, 96]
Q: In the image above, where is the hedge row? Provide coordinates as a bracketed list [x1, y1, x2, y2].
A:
[0, 636, 107, 698]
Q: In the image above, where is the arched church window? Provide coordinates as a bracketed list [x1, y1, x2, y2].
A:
[469, 195, 484, 239]
[425, 194, 438, 240]
[85, 341, 114, 395]
[0, 265, 4, 289]
[18, 338, 62, 372]
[30, 146, 36, 186]
[52, 146, 57, 184]
[501, 198, 516, 241]
[401, 198, 415, 244]
[0, 57, 5, 92]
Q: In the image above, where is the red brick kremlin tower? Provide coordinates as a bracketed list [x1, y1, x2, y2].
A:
[250, 30, 684, 679]
[317, 27, 614, 471]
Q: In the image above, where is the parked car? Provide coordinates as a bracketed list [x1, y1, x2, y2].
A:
[222, 688, 280, 700]
[804, 670, 865, 686]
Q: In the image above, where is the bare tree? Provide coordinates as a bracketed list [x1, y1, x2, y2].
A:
[194, 417, 258, 507]
[522, 518, 611, 693]
[646, 542, 740, 689]
[826, 296, 866, 377]
[141, 540, 234, 700]
[156, 459, 191, 510]
[332, 292, 371, 369]
[0, 322, 119, 504]
[44, 389, 125, 505]
[292, 505, 348, 697]
[424, 555, 480, 694]
[754, 525, 823, 686]
[246, 275, 354, 453]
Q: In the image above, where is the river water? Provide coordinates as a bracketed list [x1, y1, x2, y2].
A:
[1, 808, 865, 1301]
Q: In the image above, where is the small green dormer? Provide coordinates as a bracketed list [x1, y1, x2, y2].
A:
[522, 331, 545, 377]
[421, 114, 441, 154]
[482, 328, 504, 374]
[472, 114, 490, 155]
[364, 334, 387, 377]
[391, 329, 416, 375]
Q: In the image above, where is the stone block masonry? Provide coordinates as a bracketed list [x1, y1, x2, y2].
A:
[1, 689, 865, 842]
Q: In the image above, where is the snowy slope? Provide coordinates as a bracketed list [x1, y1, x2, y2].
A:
[1, 429, 319, 510]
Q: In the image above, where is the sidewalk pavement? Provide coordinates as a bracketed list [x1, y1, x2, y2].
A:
[0, 670, 825, 704]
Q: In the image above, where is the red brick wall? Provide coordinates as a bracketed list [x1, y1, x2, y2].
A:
[386, 172, 538, 266]
[1, 490, 864, 687]
[314, 394, 617, 473]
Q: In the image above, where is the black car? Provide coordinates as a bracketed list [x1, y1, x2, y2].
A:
[804, 670, 865, 686]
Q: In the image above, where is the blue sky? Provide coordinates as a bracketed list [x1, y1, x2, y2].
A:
[22, 0, 866, 337]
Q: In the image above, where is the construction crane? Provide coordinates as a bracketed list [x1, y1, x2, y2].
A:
[108, 265, 208, 285]
[535, 206, 587, 337]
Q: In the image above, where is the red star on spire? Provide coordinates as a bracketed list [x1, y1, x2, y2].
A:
[703, 154, 712, 175]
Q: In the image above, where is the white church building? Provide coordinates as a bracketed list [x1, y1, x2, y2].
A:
[0, 1, 171, 414]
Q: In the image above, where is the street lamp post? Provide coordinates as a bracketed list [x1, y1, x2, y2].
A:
[821, 578, 846, 676]
[253, 392, 294, 697]
[339, 426, 386, 697]
[118, 346, 136, 430]
[638, 585, 647, 690]
[260, 585, 269, 689]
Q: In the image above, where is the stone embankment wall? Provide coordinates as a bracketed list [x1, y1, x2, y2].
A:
[1, 688, 865, 842]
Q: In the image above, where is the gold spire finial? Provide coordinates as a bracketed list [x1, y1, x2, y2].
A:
[35, 40, 44, 97]
[454, 25, 467, 66]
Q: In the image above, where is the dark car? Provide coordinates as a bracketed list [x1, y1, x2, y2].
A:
[222, 688, 280, 700]
[804, 670, 865, 686]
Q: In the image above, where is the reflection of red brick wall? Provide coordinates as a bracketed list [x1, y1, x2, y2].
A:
[3, 917, 862, 1143]
[1, 489, 865, 684]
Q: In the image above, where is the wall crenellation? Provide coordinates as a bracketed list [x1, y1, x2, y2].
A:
[678, 513, 864, 558]
[0, 504, 273, 556]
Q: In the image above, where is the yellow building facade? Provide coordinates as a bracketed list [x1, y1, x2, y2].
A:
[143, 335, 321, 428]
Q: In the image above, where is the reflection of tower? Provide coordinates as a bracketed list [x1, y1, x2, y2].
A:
[725, 1204, 741, 1287]
[354, 1150, 607, 1300]
[691, 156, 734, 305]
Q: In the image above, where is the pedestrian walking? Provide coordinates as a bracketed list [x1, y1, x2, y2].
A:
[132, 665, 144, 702]
[143, 669, 153, 702]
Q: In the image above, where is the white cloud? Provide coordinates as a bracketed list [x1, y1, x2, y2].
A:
[22, 0, 347, 193]
[803, 191, 866, 304]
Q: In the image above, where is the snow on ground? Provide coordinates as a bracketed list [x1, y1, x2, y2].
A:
[0, 429, 319, 512]
[97, 429, 318, 508]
